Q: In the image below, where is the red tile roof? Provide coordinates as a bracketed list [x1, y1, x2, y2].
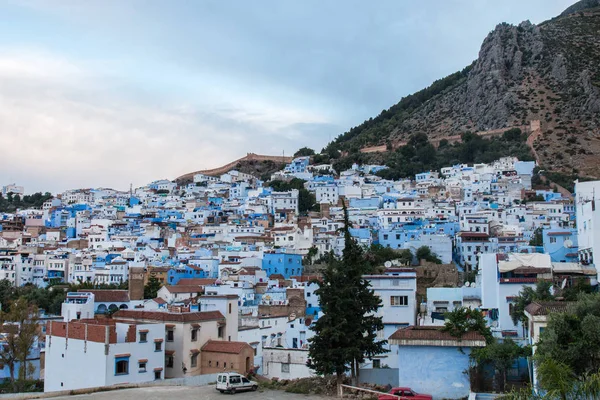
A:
[114, 310, 225, 323]
[525, 301, 575, 316]
[201, 340, 252, 354]
[79, 289, 129, 303]
[163, 285, 203, 294]
[176, 278, 216, 286]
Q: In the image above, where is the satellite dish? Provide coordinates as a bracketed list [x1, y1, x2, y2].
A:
[465, 282, 471, 287]
[384, 261, 392, 268]
[564, 239, 573, 248]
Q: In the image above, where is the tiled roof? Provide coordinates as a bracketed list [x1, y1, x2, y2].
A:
[176, 278, 216, 286]
[79, 289, 129, 303]
[163, 285, 203, 294]
[525, 301, 575, 316]
[389, 326, 486, 345]
[201, 340, 252, 354]
[114, 310, 225, 323]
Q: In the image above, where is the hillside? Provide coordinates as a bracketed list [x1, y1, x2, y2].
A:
[175, 153, 291, 184]
[326, 1, 600, 179]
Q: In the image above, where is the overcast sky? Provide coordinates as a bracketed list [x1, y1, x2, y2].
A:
[0, 0, 575, 193]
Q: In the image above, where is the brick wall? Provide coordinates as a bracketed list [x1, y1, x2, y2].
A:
[200, 348, 254, 375]
[125, 324, 137, 343]
[47, 321, 117, 344]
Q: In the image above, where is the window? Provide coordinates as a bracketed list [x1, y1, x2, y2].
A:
[218, 326, 224, 338]
[281, 363, 290, 373]
[390, 296, 408, 306]
[166, 356, 174, 368]
[139, 362, 147, 372]
[155, 341, 162, 351]
[550, 237, 557, 243]
[139, 332, 147, 343]
[115, 358, 129, 375]
[191, 329, 198, 342]
[167, 329, 174, 342]
[229, 303, 232, 314]
[191, 354, 198, 368]
[372, 359, 381, 368]
[154, 370, 161, 380]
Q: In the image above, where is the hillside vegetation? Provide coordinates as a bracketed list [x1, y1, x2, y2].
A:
[325, 1, 600, 180]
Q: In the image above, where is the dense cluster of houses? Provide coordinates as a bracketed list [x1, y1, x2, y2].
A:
[1, 155, 599, 398]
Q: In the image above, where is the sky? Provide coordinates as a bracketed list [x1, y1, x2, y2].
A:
[0, 0, 576, 193]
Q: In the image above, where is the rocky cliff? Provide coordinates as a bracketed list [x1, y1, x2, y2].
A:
[328, 1, 600, 178]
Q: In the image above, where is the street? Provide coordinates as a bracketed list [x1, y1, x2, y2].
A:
[49, 385, 335, 400]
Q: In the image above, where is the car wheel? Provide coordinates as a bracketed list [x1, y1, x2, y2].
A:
[252, 385, 258, 391]
[230, 388, 236, 394]
[219, 390, 224, 393]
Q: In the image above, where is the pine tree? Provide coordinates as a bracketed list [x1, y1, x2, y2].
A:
[307, 204, 387, 392]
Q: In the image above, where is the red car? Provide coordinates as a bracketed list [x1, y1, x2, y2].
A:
[378, 387, 433, 400]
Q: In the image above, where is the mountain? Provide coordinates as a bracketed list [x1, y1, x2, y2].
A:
[326, 1, 600, 179]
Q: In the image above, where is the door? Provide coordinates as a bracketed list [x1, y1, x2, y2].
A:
[245, 357, 251, 374]
[241, 377, 252, 390]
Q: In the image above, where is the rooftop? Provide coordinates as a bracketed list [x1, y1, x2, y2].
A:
[389, 326, 486, 347]
[113, 310, 225, 323]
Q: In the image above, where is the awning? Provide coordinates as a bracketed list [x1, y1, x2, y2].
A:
[138, 329, 149, 333]
[190, 349, 200, 354]
[138, 359, 148, 363]
[115, 353, 130, 358]
[165, 350, 175, 355]
[166, 324, 176, 328]
[191, 323, 200, 329]
[154, 339, 164, 343]
[498, 253, 552, 272]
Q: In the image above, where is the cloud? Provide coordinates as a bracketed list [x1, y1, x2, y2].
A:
[0, 50, 335, 193]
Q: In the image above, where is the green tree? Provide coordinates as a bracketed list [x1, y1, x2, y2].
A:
[308, 205, 387, 391]
[298, 188, 319, 213]
[144, 276, 163, 299]
[416, 246, 442, 264]
[442, 307, 493, 344]
[529, 228, 543, 246]
[0, 298, 39, 391]
[471, 339, 531, 391]
[510, 280, 554, 326]
[536, 293, 600, 377]
[294, 147, 315, 157]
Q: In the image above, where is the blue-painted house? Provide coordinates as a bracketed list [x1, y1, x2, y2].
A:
[167, 265, 207, 285]
[262, 252, 303, 279]
[388, 326, 486, 399]
[543, 228, 578, 262]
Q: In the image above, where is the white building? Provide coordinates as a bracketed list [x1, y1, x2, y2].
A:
[44, 320, 165, 392]
[61, 292, 96, 322]
[364, 268, 417, 369]
[575, 180, 600, 275]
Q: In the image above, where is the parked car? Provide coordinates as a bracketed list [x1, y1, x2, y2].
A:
[378, 387, 433, 400]
[216, 372, 258, 394]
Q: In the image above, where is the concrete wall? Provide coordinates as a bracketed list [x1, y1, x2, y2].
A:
[396, 345, 472, 400]
[262, 347, 314, 380]
[44, 337, 107, 392]
[359, 368, 399, 387]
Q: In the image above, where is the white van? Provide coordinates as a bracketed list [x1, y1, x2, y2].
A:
[216, 372, 258, 394]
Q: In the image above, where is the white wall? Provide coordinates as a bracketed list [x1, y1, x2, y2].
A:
[44, 337, 107, 392]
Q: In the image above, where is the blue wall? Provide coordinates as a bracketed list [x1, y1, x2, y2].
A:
[543, 228, 578, 262]
[262, 253, 303, 278]
[396, 345, 473, 400]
